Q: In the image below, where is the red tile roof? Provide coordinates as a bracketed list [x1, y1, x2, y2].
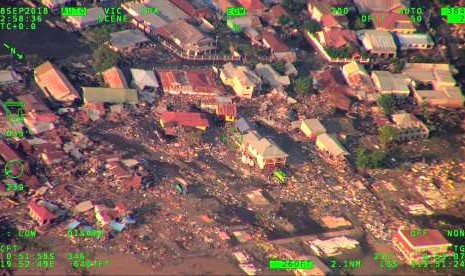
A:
[160, 112, 210, 128]
[261, 31, 291, 52]
[321, 14, 340, 29]
[102, 67, 128, 89]
[322, 29, 357, 48]
[158, 69, 225, 95]
[237, 0, 266, 12]
[28, 200, 56, 224]
[34, 61, 80, 103]
[397, 229, 451, 248]
[26, 113, 59, 123]
[217, 103, 237, 117]
[372, 12, 414, 31]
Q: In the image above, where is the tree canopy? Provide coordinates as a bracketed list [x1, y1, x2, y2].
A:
[379, 126, 398, 146]
[357, 147, 387, 169]
[377, 95, 396, 116]
[294, 77, 313, 95]
[92, 45, 120, 72]
[272, 60, 286, 75]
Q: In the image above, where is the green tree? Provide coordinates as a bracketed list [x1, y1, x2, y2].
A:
[356, 147, 370, 169]
[92, 45, 119, 72]
[278, 15, 291, 26]
[371, 150, 387, 168]
[303, 19, 322, 33]
[357, 147, 387, 169]
[377, 95, 396, 116]
[294, 77, 313, 95]
[272, 60, 286, 74]
[325, 46, 354, 59]
[379, 125, 398, 146]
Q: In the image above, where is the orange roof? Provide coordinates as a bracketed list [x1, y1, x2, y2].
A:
[102, 67, 128, 89]
[160, 112, 209, 128]
[34, 61, 80, 103]
[28, 200, 56, 223]
[261, 31, 291, 52]
[323, 29, 357, 48]
[372, 12, 414, 31]
[158, 69, 225, 95]
[217, 103, 237, 117]
[321, 14, 340, 29]
[237, 0, 266, 12]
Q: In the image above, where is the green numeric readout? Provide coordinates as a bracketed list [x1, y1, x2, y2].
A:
[440, 7, 465, 24]
[61, 7, 87, 17]
[269, 260, 314, 270]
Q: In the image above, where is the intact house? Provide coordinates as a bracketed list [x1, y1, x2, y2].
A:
[402, 63, 465, 108]
[392, 228, 452, 263]
[261, 30, 296, 62]
[82, 87, 138, 104]
[254, 63, 290, 89]
[220, 62, 262, 99]
[34, 61, 80, 106]
[156, 19, 215, 57]
[307, 0, 348, 30]
[357, 30, 397, 58]
[240, 130, 288, 170]
[300, 119, 326, 140]
[66, 7, 105, 29]
[28, 200, 57, 226]
[372, 11, 416, 34]
[102, 66, 128, 89]
[122, 0, 194, 36]
[371, 71, 410, 97]
[394, 33, 434, 51]
[200, 96, 238, 122]
[107, 29, 150, 53]
[391, 111, 429, 141]
[315, 133, 349, 159]
[158, 69, 225, 96]
[158, 111, 210, 136]
[130, 68, 160, 91]
[315, 29, 361, 59]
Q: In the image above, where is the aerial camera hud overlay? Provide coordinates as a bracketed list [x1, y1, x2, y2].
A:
[0, 0, 465, 275]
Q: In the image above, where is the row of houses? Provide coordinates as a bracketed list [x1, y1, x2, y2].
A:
[307, 0, 434, 61]
[341, 61, 464, 108]
[32, 46, 287, 107]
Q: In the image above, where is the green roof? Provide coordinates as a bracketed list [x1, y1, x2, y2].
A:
[82, 87, 138, 104]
